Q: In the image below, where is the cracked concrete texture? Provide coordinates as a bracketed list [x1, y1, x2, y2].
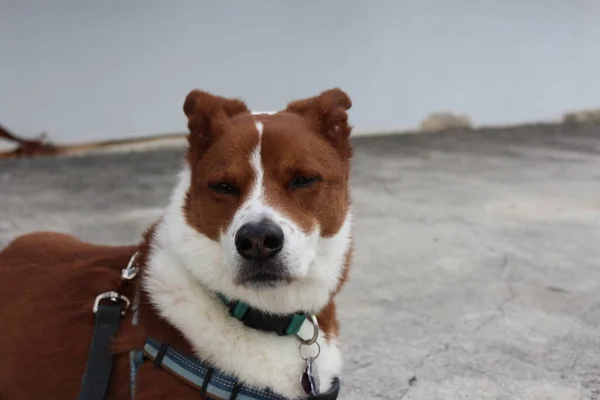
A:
[1, 122, 600, 399]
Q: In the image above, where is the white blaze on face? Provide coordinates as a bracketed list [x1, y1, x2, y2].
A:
[220, 120, 319, 281]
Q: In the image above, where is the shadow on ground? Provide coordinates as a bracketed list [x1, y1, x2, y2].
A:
[2, 123, 599, 399]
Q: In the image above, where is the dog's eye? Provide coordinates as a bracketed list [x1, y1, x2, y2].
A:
[289, 176, 321, 189]
[210, 183, 239, 195]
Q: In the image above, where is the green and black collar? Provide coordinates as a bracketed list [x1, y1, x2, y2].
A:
[217, 293, 308, 336]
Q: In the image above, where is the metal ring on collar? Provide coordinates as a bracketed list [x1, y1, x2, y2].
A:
[93, 291, 131, 316]
[299, 341, 321, 360]
[295, 314, 319, 345]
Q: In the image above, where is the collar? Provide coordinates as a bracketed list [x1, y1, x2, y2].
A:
[142, 337, 341, 400]
[217, 293, 307, 336]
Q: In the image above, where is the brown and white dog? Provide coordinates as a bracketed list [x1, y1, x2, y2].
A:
[0, 88, 354, 399]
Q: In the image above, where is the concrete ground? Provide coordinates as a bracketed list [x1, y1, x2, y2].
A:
[1, 123, 599, 399]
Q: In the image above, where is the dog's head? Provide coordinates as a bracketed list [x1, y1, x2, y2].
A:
[165, 88, 353, 314]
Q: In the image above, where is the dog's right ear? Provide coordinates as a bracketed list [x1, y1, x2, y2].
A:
[285, 88, 353, 159]
[183, 89, 249, 146]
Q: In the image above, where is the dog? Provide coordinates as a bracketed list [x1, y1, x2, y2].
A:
[0, 88, 354, 399]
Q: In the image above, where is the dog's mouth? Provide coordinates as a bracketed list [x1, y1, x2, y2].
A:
[235, 261, 294, 288]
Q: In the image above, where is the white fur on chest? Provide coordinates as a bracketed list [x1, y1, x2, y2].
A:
[144, 241, 342, 398]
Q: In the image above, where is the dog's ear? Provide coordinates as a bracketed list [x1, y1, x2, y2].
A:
[183, 89, 249, 144]
[285, 88, 353, 144]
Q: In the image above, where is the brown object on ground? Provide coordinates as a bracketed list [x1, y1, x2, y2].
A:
[0, 123, 187, 159]
[0, 124, 58, 158]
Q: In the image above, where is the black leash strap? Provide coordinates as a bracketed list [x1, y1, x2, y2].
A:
[77, 303, 123, 400]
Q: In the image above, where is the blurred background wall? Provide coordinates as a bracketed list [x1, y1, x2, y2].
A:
[1, 0, 599, 144]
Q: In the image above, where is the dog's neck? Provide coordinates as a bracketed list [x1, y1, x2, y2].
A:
[137, 167, 351, 398]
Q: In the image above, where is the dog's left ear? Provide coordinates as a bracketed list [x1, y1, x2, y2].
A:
[285, 88, 353, 143]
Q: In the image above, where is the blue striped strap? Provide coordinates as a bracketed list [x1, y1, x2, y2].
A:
[144, 338, 288, 400]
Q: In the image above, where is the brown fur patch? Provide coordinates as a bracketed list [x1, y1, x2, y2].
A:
[0, 232, 137, 399]
[257, 112, 350, 236]
[0, 231, 217, 399]
[184, 114, 260, 240]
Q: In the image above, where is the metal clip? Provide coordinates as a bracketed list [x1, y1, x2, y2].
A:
[93, 291, 131, 316]
[121, 251, 139, 281]
[295, 314, 319, 346]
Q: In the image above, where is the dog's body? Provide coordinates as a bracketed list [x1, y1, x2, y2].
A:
[0, 88, 354, 399]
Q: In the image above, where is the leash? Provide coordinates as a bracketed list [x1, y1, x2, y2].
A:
[77, 253, 138, 400]
[77, 297, 129, 400]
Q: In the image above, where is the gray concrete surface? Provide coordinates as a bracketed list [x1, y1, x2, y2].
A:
[1, 123, 599, 399]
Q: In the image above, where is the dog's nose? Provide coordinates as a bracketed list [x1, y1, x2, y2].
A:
[235, 220, 284, 261]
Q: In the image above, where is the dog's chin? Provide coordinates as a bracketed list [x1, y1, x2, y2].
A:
[238, 274, 293, 289]
[234, 261, 295, 289]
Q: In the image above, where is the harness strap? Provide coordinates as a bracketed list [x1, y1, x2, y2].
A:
[143, 338, 341, 400]
[77, 304, 123, 400]
[144, 337, 286, 400]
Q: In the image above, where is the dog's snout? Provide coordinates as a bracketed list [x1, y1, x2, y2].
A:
[235, 220, 284, 261]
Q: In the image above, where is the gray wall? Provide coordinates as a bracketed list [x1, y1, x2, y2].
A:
[2, 0, 600, 143]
